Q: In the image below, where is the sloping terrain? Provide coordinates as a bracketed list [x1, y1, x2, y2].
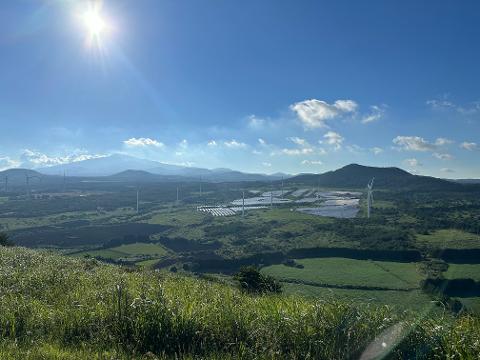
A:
[0, 246, 479, 359]
[288, 163, 465, 190]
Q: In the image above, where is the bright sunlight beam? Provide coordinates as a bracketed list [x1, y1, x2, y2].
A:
[78, 2, 112, 50]
[83, 9, 106, 37]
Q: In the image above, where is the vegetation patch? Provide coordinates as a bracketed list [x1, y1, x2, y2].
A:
[262, 258, 423, 290]
[0, 247, 479, 359]
[445, 264, 480, 281]
[416, 229, 480, 249]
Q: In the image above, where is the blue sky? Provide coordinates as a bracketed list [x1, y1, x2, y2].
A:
[0, 0, 479, 177]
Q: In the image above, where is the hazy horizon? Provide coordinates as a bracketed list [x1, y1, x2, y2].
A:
[1, 0, 479, 178]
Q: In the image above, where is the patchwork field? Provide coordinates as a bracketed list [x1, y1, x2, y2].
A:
[112, 242, 168, 256]
[445, 264, 480, 281]
[416, 229, 480, 249]
[281, 283, 435, 312]
[262, 258, 423, 290]
[73, 242, 168, 261]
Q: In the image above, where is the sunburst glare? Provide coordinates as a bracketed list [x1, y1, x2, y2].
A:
[79, 2, 111, 50]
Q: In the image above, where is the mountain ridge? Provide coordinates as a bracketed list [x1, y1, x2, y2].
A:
[286, 163, 466, 190]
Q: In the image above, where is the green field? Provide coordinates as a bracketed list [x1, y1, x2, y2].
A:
[72, 248, 128, 259]
[262, 258, 423, 290]
[281, 283, 435, 312]
[416, 229, 480, 249]
[73, 242, 168, 260]
[135, 258, 161, 268]
[112, 242, 168, 256]
[445, 264, 480, 281]
[457, 297, 480, 313]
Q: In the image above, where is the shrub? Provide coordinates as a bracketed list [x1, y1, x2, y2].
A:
[234, 266, 282, 294]
[0, 232, 13, 247]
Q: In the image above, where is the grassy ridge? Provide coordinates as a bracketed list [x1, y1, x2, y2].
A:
[0, 247, 479, 359]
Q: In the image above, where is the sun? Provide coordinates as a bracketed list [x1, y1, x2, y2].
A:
[78, 3, 111, 49]
[83, 9, 107, 38]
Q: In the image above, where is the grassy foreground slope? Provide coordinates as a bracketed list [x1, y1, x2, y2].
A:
[0, 248, 479, 359]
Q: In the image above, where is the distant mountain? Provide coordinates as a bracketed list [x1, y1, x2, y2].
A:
[287, 163, 464, 190]
[38, 154, 164, 177]
[450, 179, 480, 184]
[37, 154, 288, 182]
[0, 168, 46, 184]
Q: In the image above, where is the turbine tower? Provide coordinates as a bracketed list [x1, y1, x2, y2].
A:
[281, 176, 284, 198]
[367, 177, 374, 218]
[3, 175, 8, 193]
[136, 187, 139, 214]
[242, 190, 245, 217]
[25, 174, 40, 200]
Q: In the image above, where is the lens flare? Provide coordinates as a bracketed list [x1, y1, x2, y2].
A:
[79, 2, 111, 50]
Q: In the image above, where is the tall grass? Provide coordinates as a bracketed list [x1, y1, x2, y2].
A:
[0, 247, 479, 359]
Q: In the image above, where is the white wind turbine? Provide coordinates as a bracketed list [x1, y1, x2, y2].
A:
[367, 177, 374, 218]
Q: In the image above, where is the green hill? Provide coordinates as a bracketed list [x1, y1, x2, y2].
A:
[0, 246, 479, 359]
[287, 163, 464, 190]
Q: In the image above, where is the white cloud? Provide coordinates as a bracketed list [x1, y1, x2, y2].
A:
[370, 147, 383, 155]
[403, 158, 422, 167]
[361, 105, 387, 124]
[323, 131, 344, 150]
[460, 141, 477, 151]
[281, 148, 314, 156]
[434, 137, 453, 146]
[20, 149, 106, 168]
[346, 144, 364, 154]
[224, 140, 247, 149]
[123, 137, 164, 148]
[290, 99, 357, 129]
[262, 162, 272, 167]
[392, 136, 436, 152]
[179, 139, 188, 149]
[207, 140, 218, 147]
[458, 101, 480, 115]
[433, 153, 454, 161]
[0, 156, 20, 171]
[288, 137, 309, 147]
[441, 168, 455, 173]
[258, 138, 267, 146]
[301, 159, 323, 165]
[426, 99, 455, 110]
[317, 147, 328, 155]
[427, 97, 480, 115]
[252, 150, 262, 155]
[247, 115, 267, 129]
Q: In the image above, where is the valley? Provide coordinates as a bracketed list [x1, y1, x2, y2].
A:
[1, 162, 479, 316]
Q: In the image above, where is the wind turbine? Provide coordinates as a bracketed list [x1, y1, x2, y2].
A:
[136, 187, 139, 214]
[3, 175, 8, 192]
[270, 182, 273, 208]
[281, 176, 284, 198]
[367, 177, 374, 218]
[242, 190, 245, 217]
[25, 173, 41, 200]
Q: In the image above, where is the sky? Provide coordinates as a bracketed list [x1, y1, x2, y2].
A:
[0, 0, 479, 178]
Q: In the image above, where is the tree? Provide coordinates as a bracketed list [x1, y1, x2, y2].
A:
[0, 232, 13, 247]
[234, 266, 282, 294]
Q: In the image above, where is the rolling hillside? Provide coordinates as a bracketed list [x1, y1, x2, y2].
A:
[287, 163, 465, 190]
[0, 246, 478, 359]
[36, 154, 288, 182]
